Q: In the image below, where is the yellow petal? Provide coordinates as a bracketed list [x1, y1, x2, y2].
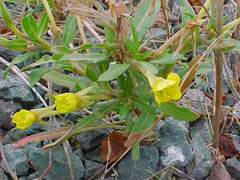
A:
[154, 90, 171, 103]
[55, 93, 79, 113]
[165, 85, 182, 100]
[153, 78, 175, 91]
[167, 73, 181, 85]
[12, 109, 36, 130]
[147, 71, 158, 87]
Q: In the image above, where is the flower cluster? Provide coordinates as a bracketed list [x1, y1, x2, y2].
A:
[147, 72, 181, 104]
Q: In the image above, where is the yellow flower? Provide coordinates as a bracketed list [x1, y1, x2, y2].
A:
[54, 93, 79, 113]
[147, 72, 181, 104]
[12, 110, 37, 130]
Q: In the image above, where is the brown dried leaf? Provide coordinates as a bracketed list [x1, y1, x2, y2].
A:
[0, 26, 11, 34]
[219, 134, 238, 158]
[116, 0, 129, 50]
[101, 131, 127, 161]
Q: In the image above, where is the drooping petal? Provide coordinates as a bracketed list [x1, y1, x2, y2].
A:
[167, 73, 181, 85]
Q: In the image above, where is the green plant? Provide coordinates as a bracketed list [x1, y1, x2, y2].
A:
[1, 0, 240, 164]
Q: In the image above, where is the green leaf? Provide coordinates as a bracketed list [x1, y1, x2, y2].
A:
[9, 39, 28, 49]
[131, 112, 156, 133]
[131, 142, 140, 160]
[104, 26, 115, 43]
[119, 103, 129, 121]
[51, 44, 95, 53]
[131, 96, 155, 114]
[86, 65, 99, 81]
[196, 61, 213, 75]
[60, 53, 109, 64]
[37, 12, 49, 37]
[29, 67, 51, 87]
[180, 0, 195, 27]
[139, 61, 158, 75]
[134, 0, 160, 38]
[21, 14, 40, 42]
[3, 51, 36, 79]
[0, 36, 9, 47]
[137, 50, 153, 60]
[42, 71, 98, 90]
[122, 75, 132, 97]
[150, 53, 186, 65]
[129, 16, 139, 48]
[228, 39, 240, 52]
[161, 102, 199, 122]
[125, 38, 138, 58]
[62, 15, 77, 46]
[98, 64, 130, 81]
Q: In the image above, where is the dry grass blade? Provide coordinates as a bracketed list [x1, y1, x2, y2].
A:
[180, 54, 201, 94]
[0, 142, 18, 180]
[66, 3, 114, 24]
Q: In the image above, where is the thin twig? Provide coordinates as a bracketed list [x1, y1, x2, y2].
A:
[83, 19, 104, 43]
[213, 0, 224, 148]
[38, 79, 54, 179]
[76, 16, 90, 54]
[161, 0, 170, 39]
[0, 142, 18, 180]
[63, 141, 75, 180]
[222, 55, 240, 102]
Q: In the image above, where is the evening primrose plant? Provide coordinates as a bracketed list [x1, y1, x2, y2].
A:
[1, 0, 240, 161]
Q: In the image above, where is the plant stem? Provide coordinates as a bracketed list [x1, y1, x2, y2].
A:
[213, 0, 224, 148]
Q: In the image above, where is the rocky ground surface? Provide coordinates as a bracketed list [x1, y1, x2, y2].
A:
[1, 0, 240, 180]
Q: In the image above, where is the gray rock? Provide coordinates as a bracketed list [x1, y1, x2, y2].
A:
[168, 0, 180, 15]
[103, 178, 114, 180]
[145, 28, 167, 41]
[0, 100, 21, 132]
[19, 172, 40, 180]
[76, 129, 108, 152]
[231, 135, 240, 154]
[85, 147, 103, 163]
[232, 102, 240, 117]
[3, 128, 28, 144]
[186, 136, 214, 180]
[179, 89, 211, 113]
[117, 146, 159, 180]
[84, 160, 104, 179]
[155, 117, 193, 167]
[0, 71, 36, 108]
[73, 149, 85, 162]
[29, 146, 85, 180]
[27, 172, 40, 180]
[0, 47, 22, 62]
[0, 168, 8, 180]
[189, 117, 211, 144]
[207, 64, 233, 93]
[225, 157, 240, 179]
[1, 144, 29, 176]
[64, 110, 87, 123]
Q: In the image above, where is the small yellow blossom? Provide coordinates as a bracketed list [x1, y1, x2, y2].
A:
[12, 110, 37, 130]
[54, 93, 79, 113]
[147, 72, 181, 104]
